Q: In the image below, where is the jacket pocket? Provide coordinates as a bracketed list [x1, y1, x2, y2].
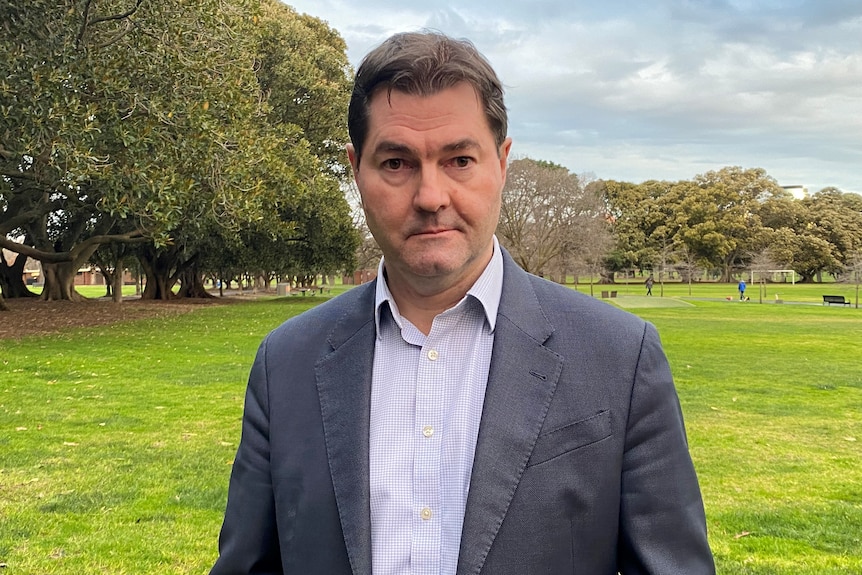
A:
[527, 410, 612, 467]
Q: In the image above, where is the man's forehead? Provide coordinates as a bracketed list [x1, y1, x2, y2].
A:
[368, 82, 481, 106]
[364, 84, 491, 148]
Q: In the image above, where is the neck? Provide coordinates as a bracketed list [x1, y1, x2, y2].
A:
[385, 276, 470, 335]
[385, 255, 492, 336]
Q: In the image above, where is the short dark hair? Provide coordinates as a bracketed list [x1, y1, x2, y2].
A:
[348, 31, 508, 165]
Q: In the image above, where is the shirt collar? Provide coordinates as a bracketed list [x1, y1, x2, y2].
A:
[374, 236, 504, 337]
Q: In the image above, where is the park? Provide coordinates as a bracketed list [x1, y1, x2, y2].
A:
[1, 281, 860, 574]
[3, 1, 862, 573]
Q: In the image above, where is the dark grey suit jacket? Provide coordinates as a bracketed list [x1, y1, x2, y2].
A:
[211, 251, 715, 574]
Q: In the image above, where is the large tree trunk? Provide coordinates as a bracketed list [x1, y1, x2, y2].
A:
[140, 257, 174, 300]
[176, 263, 214, 299]
[40, 261, 85, 301]
[0, 252, 38, 298]
[111, 257, 124, 303]
[139, 246, 179, 300]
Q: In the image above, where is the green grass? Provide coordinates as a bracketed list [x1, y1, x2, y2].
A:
[635, 301, 862, 574]
[1, 292, 861, 573]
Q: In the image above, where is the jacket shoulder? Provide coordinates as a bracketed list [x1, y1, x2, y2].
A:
[265, 282, 375, 349]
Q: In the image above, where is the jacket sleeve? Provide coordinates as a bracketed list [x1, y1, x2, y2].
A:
[617, 323, 716, 574]
[210, 336, 283, 575]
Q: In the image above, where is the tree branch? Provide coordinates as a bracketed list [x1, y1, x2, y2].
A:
[0, 237, 72, 263]
[0, 210, 41, 237]
[75, 0, 95, 48]
[70, 229, 148, 260]
[0, 230, 148, 265]
[93, 19, 136, 50]
[76, 0, 145, 48]
[88, 0, 145, 27]
[0, 169, 39, 181]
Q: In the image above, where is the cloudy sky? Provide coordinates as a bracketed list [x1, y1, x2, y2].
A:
[284, 0, 861, 195]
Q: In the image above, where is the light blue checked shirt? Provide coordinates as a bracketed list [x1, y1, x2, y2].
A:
[370, 237, 503, 575]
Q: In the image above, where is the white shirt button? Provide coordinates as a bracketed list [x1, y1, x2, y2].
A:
[427, 349, 439, 361]
[420, 507, 433, 520]
[422, 425, 434, 438]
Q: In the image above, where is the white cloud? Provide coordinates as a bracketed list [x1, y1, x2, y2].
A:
[284, 0, 862, 194]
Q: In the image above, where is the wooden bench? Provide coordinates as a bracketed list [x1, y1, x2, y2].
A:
[822, 295, 850, 307]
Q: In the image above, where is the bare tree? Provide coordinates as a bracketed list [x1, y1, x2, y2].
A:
[675, 246, 702, 296]
[498, 159, 610, 278]
[343, 179, 382, 276]
[840, 250, 862, 308]
[749, 249, 781, 304]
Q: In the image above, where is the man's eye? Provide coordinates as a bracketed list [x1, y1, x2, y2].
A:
[453, 157, 472, 168]
[383, 158, 403, 170]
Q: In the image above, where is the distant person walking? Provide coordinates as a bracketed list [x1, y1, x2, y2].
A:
[645, 274, 654, 296]
[738, 279, 747, 300]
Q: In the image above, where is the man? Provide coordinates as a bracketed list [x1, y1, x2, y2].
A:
[211, 31, 715, 575]
[739, 279, 747, 301]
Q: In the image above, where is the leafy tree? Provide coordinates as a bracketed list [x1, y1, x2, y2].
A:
[681, 167, 782, 281]
[2, 0, 356, 301]
[755, 188, 861, 282]
[1, 0, 281, 300]
[256, 1, 352, 175]
[800, 188, 862, 279]
[600, 179, 662, 273]
[138, 0, 357, 298]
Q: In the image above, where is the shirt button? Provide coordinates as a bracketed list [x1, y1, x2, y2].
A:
[427, 349, 439, 361]
[422, 425, 434, 438]
[420, 507, 433, 520]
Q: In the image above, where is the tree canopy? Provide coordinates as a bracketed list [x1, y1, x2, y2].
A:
[1, 0, 357, 300]
[601, 167, 862, 282]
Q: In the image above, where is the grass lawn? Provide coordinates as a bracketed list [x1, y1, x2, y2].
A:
[1, 290, 860, 573]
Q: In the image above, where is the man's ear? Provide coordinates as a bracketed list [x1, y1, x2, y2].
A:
[346, 143, 359, 176]
[499, 137, 513, 184]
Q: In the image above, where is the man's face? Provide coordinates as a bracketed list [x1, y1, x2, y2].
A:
[348, 82, 512, 296]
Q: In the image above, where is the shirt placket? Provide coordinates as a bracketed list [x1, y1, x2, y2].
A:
[411, 329, 444, 575]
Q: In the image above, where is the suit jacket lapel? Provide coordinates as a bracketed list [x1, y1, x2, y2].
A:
[457, 254, 563, 575]
[315, 282, 377, 575]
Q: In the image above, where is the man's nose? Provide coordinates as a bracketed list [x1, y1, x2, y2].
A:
[413, 167, 451, 213]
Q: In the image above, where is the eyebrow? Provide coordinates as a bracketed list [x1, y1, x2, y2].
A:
[371, 138, 482, 158]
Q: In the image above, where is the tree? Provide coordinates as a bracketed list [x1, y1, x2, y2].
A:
[256, 1, 352, 176]
[749, 249, 781, 304]
[674, 167, 780, 281]
[841, 251, 862, 308]
[0, 0, 292, 300]
[135, 1, 357, 298]
[755, 188, 862, 282]
[2, 1, 357, 301]
[498, 158, 609, 278]
[343, 179, 382, 274]
[600, 179, 662, 274]
[801, 188, 862, 280]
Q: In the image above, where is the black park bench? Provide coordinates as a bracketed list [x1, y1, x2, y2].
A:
[822, 295, 850, 307]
